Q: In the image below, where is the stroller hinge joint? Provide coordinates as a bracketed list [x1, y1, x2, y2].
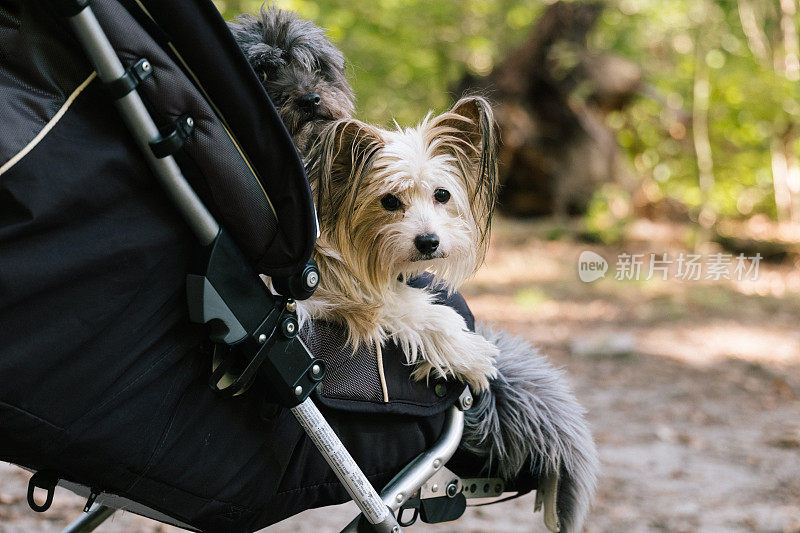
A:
[189, 230, 325, 405]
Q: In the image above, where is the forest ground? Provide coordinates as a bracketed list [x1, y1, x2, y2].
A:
[2, 217, 799, 533]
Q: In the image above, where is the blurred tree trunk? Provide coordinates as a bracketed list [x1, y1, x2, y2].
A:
[693, 21, 716, 246]
[777, 0, 800, 223]
[456, 1, 641, 217]
[777, 0, 800, 81]
[772, 130, 794, 222]
[759, 0, 800, 223]
[738, 0, 771, 63]
[771, 125, 800, 223]
[739, 0, 799, 223]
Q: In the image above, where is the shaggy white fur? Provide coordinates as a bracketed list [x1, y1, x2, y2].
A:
[300, 96, 500, 390]
[462, 323, 600, 532]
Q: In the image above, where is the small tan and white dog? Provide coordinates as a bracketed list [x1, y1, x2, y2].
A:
[299, 96, 500, 390]
[297, 97, 600, 531]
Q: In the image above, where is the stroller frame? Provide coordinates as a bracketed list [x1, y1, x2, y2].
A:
[52, 3, 482, 531]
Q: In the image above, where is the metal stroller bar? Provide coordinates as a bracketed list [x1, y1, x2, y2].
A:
[61, 505, 114, 533]
[69, 5, 219, 245]
[292, 400, 402, 532]
[380, 392, 468, 513]
[340, 392, 468, 533]
[59, 3, 406, 532]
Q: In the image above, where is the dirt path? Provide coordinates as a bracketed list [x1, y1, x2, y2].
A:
[2, 219, 799, 532]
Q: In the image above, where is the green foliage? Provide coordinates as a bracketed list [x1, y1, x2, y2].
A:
[595, 0, 798, 219]
[513, 286, 550, 309]
[583, 184, 633, 244]
[216, 0, 543, 126]
[216, 0, 799, 220]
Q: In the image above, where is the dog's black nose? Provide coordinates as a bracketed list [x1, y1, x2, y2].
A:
[299, 92, 321, 107]
[414, 233, 439, 255]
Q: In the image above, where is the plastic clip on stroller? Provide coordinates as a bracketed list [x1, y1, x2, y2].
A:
[102, 57, 152, 99]
[149, 114, 195, 159]
[55, 2, 407, 531]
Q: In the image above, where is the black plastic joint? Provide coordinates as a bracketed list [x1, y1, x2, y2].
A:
[272, 259, 320, 300]
[49, 0, 91, 17]
[104, 58, 152, 100]
[149, 115, 195, 158]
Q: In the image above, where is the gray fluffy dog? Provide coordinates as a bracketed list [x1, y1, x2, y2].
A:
[463, 324, 600, 532]
[228, 6, 355, 154]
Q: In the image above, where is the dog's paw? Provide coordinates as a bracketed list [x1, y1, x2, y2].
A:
[413, 330, 499, 392]
[452, 331, 499, 392]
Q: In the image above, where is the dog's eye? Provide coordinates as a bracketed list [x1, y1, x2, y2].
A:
[381, 194, 402, 211]
[434, 188, 451, 204]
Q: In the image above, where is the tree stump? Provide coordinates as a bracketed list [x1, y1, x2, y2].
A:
[457, 1, 641, 217]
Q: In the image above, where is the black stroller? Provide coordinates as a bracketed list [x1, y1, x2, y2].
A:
[0, 1, 560, 531]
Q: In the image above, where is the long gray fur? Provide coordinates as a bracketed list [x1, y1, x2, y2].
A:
[462, 323, 599, 532]
[227, 6, 354, 154]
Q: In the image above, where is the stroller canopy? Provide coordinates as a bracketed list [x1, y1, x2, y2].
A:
[1, 0, 317, 279]
[129, 0, 319, 277]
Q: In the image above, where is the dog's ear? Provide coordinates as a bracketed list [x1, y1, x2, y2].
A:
[228, 9, 290, 74]
[247, 43, 287, 72]
[228, 15, 284, 73]
[305, 119, 384, 229]
[428, 96, 499, 257]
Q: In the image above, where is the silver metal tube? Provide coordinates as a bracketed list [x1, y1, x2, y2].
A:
[291, 398, 402, 532]
[340, 405, 466, 532]
[60, 505, 115, 533]
[380, 405, 464, 512]
[67, 8, 219, 245]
